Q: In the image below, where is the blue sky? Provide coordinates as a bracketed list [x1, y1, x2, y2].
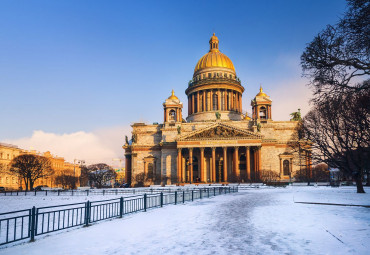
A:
[0, 0, 347, 163]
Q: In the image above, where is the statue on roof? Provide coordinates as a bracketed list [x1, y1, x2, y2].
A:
[290, 109, 302, 121]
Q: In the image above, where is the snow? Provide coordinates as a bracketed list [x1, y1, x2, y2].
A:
[0, 186, 369, 255]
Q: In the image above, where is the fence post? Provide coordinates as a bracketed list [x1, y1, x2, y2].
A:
[144, 194, 147, 212]
[174, 191, 177, 205]
[85, 201, 90, 226]
[72, 190, 74, 196]
[45, 190, 48, 196]
[229, 187, 231, 193]
[183, 191, 185, 203]
[191, 190, 194, 201]
[200, 189, 202, 199]
[103, 190, 105, 196]
[34, 190, 36, 196]
[119, 197, 124, 218]
[30, 206, 36, 242]
[58, 190, 60, 196]
[87, 190, 89, 196]
[160, 192, 163, 207]
[213, 188, 215, 196]
[208, 188, 210, 198]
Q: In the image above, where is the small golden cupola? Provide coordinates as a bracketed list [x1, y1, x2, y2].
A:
[163, 90, 183, 123]
[251, 86, 272, 121]
[186, 34, 245, 122]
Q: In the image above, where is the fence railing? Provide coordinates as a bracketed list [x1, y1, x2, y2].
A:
[0, 186, 237, 246]
[0, 187, 228, 197]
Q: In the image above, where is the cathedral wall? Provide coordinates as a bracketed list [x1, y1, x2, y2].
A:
[261, 146, 280, 173]
[160, 148, 177, 184]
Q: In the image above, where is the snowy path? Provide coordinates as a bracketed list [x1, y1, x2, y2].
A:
[1, 187, 369, 255]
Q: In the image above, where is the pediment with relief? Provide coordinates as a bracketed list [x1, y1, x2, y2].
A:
[178, 123, 262, 140]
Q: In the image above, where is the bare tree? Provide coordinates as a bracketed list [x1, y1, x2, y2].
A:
[260, 170, 280, 183]
[301, 0, 369, 102]
[79, 165, 89, 187]
[302, 90, 369, 193]
[55, 170, 79, 189]
[87, 163, 116, 188]
[8, 154, 54, 191]
[311, 163, 330, 182]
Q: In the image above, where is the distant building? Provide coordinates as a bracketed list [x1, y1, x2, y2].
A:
[0, 142, 81, 190]
[123, 34, 312, 186]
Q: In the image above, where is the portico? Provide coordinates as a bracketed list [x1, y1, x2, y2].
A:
[176, 123, 262, 183]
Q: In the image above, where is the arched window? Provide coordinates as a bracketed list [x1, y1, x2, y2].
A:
[259, 106, 267, 120]
[169, 110, 176, 121]
[283, 160, 290, 176]
[213, 93, 218, 110]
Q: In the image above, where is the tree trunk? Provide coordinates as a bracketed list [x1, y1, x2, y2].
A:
[30, 180, 34, 191]
[24, 178, 29, 191]
[354, 174, 365, 193]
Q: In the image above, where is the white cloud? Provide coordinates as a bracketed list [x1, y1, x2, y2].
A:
[4, 126, 132, 166]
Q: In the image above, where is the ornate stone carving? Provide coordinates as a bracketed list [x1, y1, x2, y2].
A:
[187, 125, 251, 139]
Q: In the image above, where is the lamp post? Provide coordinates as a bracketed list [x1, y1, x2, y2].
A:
[73, 159, 85, 177]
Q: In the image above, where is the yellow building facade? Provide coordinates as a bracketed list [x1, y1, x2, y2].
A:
[124, 34, 311, 186]
[0, 143, 81, 190]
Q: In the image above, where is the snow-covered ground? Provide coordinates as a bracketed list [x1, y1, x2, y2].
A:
[0, 186, 369, 255]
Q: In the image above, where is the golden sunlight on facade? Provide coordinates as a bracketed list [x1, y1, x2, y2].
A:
[123, 34, 312, 186]
[0, 143, 81, 190]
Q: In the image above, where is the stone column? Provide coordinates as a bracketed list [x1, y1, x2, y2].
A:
[258, 147, 262, 179]
[280, 158, 283, 178]
[234, 147, 240, 178]
[217, 90, 221, 111]
[200, 148, 205, 182]
[182, 156, 186, 182]
[239, 94, 242, 113]
[231, 92, 234, 110]
[196, 91, 200, 113]
[246, 146, 250, 180]
[203, 90, 206, 112]
[177, 148, 182, 182]
[211, 147, 216, 182]
[189, 148, 193, 183]
[191, 94, 195, 115]
[223, 147, 228, 182]
[224, 90, 227, 111]
[236, 92, 240, 112]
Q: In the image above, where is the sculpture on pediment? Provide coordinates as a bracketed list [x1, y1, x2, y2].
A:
[188, 125, 251, 139]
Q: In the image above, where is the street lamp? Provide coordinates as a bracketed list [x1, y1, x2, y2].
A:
[73, 159, 85, 177]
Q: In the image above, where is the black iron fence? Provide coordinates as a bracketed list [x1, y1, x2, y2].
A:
[0, 187, 227, 197]
[0, 186, 238, 246]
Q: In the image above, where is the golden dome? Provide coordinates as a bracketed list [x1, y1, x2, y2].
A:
[168, 90, 179, 100]
[256, 86, 267, 97]
[194, 33, 235, 74]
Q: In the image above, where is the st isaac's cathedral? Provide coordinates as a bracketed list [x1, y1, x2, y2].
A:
[124, 34, 310, 186]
